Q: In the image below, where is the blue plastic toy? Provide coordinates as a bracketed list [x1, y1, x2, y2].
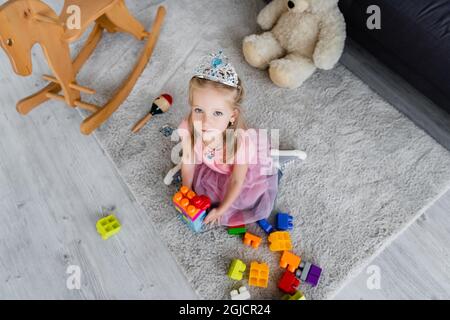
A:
[276, 212, 293, 231]
[257, 219, 274, 234]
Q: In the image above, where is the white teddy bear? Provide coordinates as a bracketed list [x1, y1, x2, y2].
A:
[243, 0, 346, 89]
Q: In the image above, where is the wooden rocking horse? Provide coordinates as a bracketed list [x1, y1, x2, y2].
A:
[0, 0, 166, 135]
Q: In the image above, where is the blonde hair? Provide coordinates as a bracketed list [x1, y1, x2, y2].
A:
[186, 76, 247, 163]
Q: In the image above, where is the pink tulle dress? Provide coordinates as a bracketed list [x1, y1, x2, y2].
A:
[178, 119, 278, 226]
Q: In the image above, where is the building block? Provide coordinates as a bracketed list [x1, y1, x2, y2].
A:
[296, 261, 322, 287]
[299, 262, 311, 281]
[173, 186, 211, 232]
[257, 219, 274, 234]
[249, 262, 269, 288]
[306, 264, 322, 287]
[280, 251, 301, 273]
[276, 212, 293, 231]
[243, 232, 262, 249]
[230, 286, 251, 300]
[96, 214, 121, 240]
[228, 225, 247, 235]
[282, 290, 306, 300]
[278, 270, 300, 294]
[268, 231, 292, 251]
[227, 259, 246, 281]
[159, 124, 175, 137]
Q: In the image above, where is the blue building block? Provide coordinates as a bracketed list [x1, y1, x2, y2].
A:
[160, 125, 175, 137]
[173, 187, 211, 233]
[257, 219, 274, 234]
[179, 210, 207, 233]
[276, 212, 293, 231]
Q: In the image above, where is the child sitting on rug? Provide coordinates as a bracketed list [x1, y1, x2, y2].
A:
[177, 51, 304, 226]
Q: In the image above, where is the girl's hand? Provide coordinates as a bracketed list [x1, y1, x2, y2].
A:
[204, 208, 224, 226]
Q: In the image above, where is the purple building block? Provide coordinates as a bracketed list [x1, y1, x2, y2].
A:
[306, 264, 322, 287]
[296, 262, 322, 287]
[276, 212, 293, 231]
[257, 219, 274, 234]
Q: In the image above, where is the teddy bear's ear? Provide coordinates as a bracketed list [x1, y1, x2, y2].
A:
[257, 0, 289, 31]
[308, 0, 339, 12]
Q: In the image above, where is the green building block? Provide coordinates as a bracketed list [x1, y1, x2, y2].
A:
[228, 259, 246, 281]
[96, 214, 121, 240]
[282, 290, 306, 300]
[227, 225, 247, 235]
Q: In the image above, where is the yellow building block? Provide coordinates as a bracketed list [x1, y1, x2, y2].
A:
[268, 231, 292, 251]
[96, 214, 121, 240]
[248, 262, 269, 288]
[228, 259, 246, 281]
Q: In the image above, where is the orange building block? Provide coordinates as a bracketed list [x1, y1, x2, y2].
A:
[173, 186, 202, 220]
[280, 251, 301, 273]
[248, 262, 269, 288]
[268, 231, 292, 251]
[243, 232, 262, 249]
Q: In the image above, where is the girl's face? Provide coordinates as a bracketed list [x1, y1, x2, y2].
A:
[191, 86, 238, 142]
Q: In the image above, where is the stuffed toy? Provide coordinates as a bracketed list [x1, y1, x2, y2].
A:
[243, 0, 346, 89]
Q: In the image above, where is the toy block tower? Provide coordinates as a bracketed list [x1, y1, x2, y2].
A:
[173, 186, 211, 232]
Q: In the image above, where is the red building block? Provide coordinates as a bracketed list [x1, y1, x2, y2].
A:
[278, 270, 300, 294]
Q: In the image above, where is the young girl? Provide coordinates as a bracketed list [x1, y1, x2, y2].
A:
[177, 51, 279, 227]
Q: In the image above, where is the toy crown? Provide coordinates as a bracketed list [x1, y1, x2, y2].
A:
[193, 50, 239, 88]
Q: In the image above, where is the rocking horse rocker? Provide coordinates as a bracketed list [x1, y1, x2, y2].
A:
[0, 0, 166, 135]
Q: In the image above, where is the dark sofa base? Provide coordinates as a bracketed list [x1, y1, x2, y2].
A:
[339, 0, 450, 114]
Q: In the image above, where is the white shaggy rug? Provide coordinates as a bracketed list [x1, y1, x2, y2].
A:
[68, 0, 450, 299]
